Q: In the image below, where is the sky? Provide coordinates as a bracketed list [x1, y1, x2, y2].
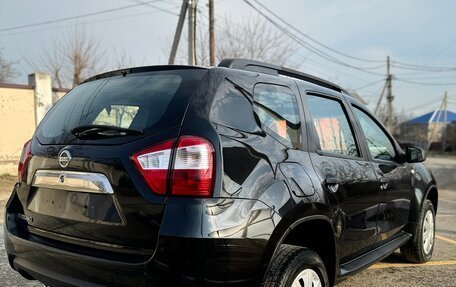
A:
[1, 0, 456, 119]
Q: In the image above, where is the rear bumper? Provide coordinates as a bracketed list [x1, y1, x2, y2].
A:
[5, 194, 275, 286]
[5, 225, 149, 287]
[5, 228, 262, 287]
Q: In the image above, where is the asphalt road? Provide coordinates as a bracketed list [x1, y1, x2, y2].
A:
[337, 156, 456, 287]
[0, 156, 455, 287]
[0, 176, 42, 287]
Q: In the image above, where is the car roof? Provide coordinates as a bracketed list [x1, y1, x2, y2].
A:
[80, 59, 350, 98]
[81, 65, 209, 84]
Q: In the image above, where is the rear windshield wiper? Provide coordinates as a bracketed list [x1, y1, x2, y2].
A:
[71, 125, 143, 139]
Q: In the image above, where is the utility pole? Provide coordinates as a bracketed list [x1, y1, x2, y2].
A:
[169, 0, 189, 64]
[209, 0, 215, 66]
[442, 91, 448, 152]
[188, 0, 197, 65]
[386, 56, 394, 134]
[374, 81, 387, 115]
[427, 96, 445, 151]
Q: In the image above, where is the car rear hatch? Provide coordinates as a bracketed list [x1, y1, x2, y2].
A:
[15, 67, 208, 262]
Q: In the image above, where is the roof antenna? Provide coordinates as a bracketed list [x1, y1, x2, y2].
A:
[121, 70, 127, 77]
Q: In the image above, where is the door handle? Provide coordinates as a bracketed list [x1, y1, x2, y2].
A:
[325, 177, 341, 193]
[379, 177, 389, 190]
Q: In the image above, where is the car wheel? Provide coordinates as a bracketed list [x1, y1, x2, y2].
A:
[263, 244, 329, 287]
[401, 199, 436, 263]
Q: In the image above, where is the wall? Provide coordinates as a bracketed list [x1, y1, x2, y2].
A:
[53, 90, 67, 103]
[0, 84, 35, 175]
[0, 74, 69, 175]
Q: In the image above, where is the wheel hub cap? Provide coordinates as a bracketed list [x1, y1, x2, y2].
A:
[292, 269, 322, 287]
[422, 209, 435, 255]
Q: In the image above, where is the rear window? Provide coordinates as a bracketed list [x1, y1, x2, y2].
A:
[36, 69, 207, 144]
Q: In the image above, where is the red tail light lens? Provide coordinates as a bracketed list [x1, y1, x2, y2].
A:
[171, 137, 215, 197]
[131, 140, 174, 195]
[18, 139, 32, 182]
[131, 136, 215, 197]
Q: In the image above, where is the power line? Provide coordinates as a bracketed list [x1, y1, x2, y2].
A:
[242, 0, 385, 76]
[197, 5, 388, 95]
[125, 0, 180, 16]
[353, 79, 385, 91]
[251, 0, 385, 64]
[0, 0, 167, 33]
[407, 98, 443, 111]
[199, 6, 362, 86]
[423, 37, 456, 67]
[398, 75, 456, 80]
[392, 38, 456, 91]
[391, 60, 456, 72]
[246, 1, 456, 92]
[300, 57, 374, 86]
[1, 9, 175, 38]
[395, 77, 456, 86]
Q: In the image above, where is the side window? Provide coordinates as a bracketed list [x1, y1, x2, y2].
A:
[307, 95, 359, 157]
[209, 80, 258, 133]
[254, 84, 301, 148]
[353, 107, 396, 161]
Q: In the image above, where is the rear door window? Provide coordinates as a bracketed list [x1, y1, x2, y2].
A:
[307, 95, 359, 157]
[36, 69, 207, 144]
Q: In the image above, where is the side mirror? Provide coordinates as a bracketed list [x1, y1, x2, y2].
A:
[406, 146, 426, 163]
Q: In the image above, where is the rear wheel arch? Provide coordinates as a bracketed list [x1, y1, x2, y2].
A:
[262, 215, 337, 286]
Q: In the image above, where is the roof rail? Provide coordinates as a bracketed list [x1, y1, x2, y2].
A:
[218, 58, 343, 92]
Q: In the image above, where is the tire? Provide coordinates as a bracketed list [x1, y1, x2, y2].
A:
[401, 199, 436, 263]
[263, 244, 329, 287]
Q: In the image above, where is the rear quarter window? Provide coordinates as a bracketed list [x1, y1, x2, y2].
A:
[253, 83, 301, 148]
[209, 80, 258, 133]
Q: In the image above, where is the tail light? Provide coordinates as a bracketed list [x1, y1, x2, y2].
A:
[18, 139, 32, 182]
[171, 137, 215, 197]
[131, 140, 174, 195]
[131, 136, 215, 197]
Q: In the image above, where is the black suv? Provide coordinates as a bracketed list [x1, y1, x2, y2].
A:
[5, 59, 437, 287]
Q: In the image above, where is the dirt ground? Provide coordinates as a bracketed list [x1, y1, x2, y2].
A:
[0, 157, 455, 287]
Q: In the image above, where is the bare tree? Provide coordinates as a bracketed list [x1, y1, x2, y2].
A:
[38, 26, 104, 89]
[40, 43, 65, 89]
[214, 16, 298, 66]
[0, 47, 18, 83]
[375, 104, 413, 137]
[169, 15, 299, 67]
[113, 48, 134, 70]
[111, 48, 147, 70]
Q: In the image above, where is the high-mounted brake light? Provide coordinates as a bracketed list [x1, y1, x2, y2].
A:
[18, 139, 32, 182]
[131, 136, 215, 197]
